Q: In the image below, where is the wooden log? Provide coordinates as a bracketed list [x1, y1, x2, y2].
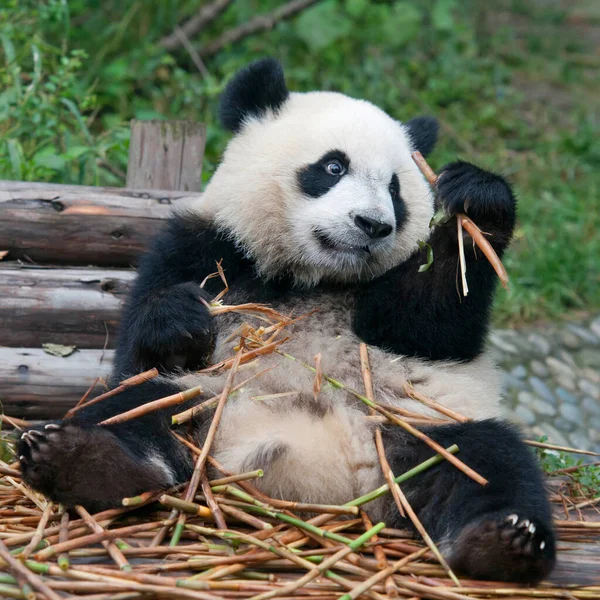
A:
[127, 120, 205, 192]
[0, 181, 200, 266]
[0, 263, 134, 348]
[0, 348, 114, 419]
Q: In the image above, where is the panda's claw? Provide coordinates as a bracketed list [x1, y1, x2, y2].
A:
[505, 514, 519, 526]
[44, 423, 61, 430]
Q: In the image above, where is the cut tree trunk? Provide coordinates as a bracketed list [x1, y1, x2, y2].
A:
[0, 263, 134, 348]
[0, 181, 200, 266]
[0, 347, 114, 419]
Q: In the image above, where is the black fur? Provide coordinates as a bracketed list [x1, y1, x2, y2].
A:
[389, 173, 407, 229]
[113, 212, 293, 376]
[297, 150, 350, 198]
[382, 419, 555, 583]
[219, 58, 289, 133]
[354, 160, 517, 361]
[405, 116, 439, 157]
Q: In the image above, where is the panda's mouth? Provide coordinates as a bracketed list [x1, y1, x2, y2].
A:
[313, 231, 371, 255]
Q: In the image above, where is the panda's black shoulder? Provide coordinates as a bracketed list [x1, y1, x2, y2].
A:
[136, 211, 294, 301]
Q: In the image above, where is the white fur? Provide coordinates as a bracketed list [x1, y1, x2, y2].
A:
[175, 295, 503, 514]
[191, 91, 434, 287]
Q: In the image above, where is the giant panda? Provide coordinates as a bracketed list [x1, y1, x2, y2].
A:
[18, 58, 555, 583]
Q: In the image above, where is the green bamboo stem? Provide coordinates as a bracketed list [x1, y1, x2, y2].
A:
[345, 444, 459, 507]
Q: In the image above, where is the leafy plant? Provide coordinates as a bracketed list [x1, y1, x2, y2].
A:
[536, 436, 600, 498]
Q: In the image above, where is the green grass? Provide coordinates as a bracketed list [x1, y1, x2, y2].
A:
[0, 0, 598, 325]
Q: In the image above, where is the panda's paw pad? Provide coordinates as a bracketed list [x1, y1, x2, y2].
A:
[451, 511, 555, 583]
[18, 423, 79, 481]
[498, 514, 548, 558]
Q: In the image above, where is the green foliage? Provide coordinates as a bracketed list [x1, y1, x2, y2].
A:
[535, 436, 600, 498]
[0, 0, 598, 324]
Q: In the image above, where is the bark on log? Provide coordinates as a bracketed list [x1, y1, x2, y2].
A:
[0, 181, 200, 266]
[0, 347, 114, 419]
[0, 263, 134, 348]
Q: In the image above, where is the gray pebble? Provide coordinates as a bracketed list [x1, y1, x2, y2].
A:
[489, 333, 519, 354]
[589, 428, 600, 445]
[531, 398, 557, 417]
[529, 376, 556, 405]
[557, 349, 577, 368]
[560, 331, 582, 349]
[589, 416, 600, 431]
[528, 333, 551, 356]
[502, 374, 529, 393]
[545, 357, 575, 378]
[569, 431, 592, 452]
[582, 368, 600, 384]
[530, 360, 549, 377]
[555, 387, 578, 405]
[510, 365, 528, 380]
[513, 404, 537, 426]
[579, 379, 600, 401]
[554, 417, 576, 433]
[582, 396, 600, 417]
[558, 403, 581, 423]
[567, 324, 599, 346]
[576, 348, 600, 369]
[557, 376, 578, 392]
[591, 317, 600, 339]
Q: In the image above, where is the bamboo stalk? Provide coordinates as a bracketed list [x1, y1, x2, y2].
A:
[75, 506, 131, 572]
[377, 443, 460, 586]
[170, 348, 244, 546]
[0, 539, 61, 600]
[19, 504, 53, 560]
[411, 150, 509, 290]
[201, 469, 227, 530]
[57, 511, 70, 570]
[403, 382, 470, 423]
[65, 368, 159, 418]
[172, 366, 276, 425]
[99, 385, 203, 426]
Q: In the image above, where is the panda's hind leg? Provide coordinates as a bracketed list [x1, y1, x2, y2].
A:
[381, 419, 556, 584]
[17, 379, 195, 512]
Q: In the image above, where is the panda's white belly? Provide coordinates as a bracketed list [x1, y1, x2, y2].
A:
[176, 293, 503, 509]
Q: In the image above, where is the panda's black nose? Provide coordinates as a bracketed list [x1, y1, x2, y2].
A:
[354, 215, 393, 239]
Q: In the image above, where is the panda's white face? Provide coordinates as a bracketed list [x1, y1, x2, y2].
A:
[199, 89, 435, 286]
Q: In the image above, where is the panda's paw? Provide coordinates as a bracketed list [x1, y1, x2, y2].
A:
[436, 161, 516, 232]
[18, 423, 171, 511]
[18, 422, 81, 500]
[130, 282, 215, 373]
[448, 512, 556, 584]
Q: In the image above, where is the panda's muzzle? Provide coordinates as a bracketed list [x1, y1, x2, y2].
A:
[353, 215, 393, 239]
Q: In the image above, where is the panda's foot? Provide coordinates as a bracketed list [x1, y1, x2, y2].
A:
[18, 423, 173, 511]
[448, 512, 556, 584]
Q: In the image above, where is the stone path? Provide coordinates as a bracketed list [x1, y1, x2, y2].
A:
[490, 315, 600, 453]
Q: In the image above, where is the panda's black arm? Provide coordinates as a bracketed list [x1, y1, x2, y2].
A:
[353, 161, 516, 361]
[114, 212, 253, 377]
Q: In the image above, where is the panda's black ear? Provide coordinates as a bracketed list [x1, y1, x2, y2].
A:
[405, 116, 439, 157]
[219, 58, 289, 133]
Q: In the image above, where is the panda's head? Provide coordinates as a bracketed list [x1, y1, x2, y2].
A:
[199, 58, 438, 287]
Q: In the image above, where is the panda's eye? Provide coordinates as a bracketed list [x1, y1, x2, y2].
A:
[325, 160, 345, 176]
[389, 174, 400, 201]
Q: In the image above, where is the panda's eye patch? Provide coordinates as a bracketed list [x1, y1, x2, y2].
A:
[297, 150, 350, 198]
[389, 173, 400, 200]
[325, 159, 346, 176]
